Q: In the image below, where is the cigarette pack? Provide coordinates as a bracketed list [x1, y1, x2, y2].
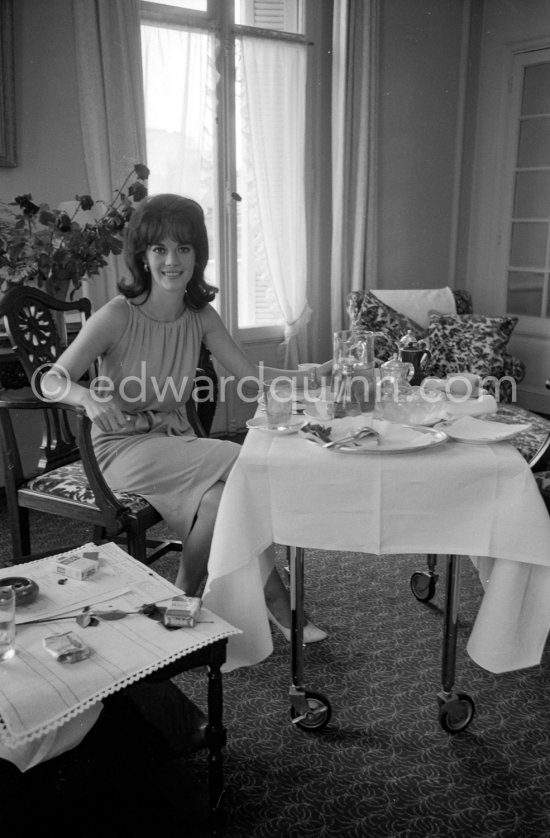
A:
[44, 632, 92, 663]
[55, 553, 99, 580]
[163, 595, 201, 628]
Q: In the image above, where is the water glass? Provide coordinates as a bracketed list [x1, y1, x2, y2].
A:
[0, 586, 16, 661]
[265, 380, 293, 429]
[332, 329, 376, 416]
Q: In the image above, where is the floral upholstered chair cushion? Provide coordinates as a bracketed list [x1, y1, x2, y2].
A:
[488, 405, 550, 509]
[25, 462, 149, 514]
[534, 471, 550, 513]
[490, 405, 550, 463]
[451, 289, 474, 315]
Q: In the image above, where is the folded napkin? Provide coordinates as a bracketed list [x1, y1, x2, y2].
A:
[443, 393, 497, 419]
[443, 415, 531, 442]
[371, 419, 430, 449]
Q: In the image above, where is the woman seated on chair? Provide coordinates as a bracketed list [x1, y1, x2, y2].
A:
[42, 193, 330, 643]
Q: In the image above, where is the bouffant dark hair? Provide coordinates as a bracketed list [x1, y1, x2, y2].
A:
[119, 193, 217, 309]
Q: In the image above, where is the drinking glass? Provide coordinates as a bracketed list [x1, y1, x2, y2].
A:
[332, 329, 376, 416]
[0, 586, 16, 661]
[265, 379, 293, 429]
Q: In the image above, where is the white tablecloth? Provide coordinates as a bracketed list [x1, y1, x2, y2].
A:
[203, 425, 550, 674]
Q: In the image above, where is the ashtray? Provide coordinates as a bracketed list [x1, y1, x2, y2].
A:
[0, 576, 39, 606]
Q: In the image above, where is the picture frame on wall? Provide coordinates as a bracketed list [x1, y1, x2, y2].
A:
[0, 0, 16, 168]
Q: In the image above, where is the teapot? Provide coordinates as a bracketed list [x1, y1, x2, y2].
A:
[398, 330, 431, 386]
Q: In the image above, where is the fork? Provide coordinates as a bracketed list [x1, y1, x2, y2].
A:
[323, 426, 380, 449]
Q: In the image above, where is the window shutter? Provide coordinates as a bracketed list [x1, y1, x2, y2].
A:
[242, 0, 300, 33]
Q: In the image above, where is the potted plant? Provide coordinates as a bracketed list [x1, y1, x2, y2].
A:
[0, 163, 150, 299]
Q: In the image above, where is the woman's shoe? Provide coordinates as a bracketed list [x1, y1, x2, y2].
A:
[267, 609, 328, 644]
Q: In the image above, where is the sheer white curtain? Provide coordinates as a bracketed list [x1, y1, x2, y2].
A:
[331, 0, 379, 332]
[141, 26, 216, 209]
[73, 0, 147, 309]
[240, 36, 310, 367]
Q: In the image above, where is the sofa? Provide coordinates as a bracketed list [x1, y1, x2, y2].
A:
[346, 287, 526, 403]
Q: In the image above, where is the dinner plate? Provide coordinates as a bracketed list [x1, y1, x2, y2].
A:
[434, 419, 531, 444]
[246, 416, 305, 434]
[334, 426, 448, 454]
[302, 425, 448, 454]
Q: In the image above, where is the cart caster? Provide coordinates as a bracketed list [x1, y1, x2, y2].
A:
[410, 571, 437, 602]
[437, 692, 475, 733]
[290, 691, 332, 731]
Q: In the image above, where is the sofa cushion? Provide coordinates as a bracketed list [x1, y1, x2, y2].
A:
[427, 311, 519, 383]
[347, 290, 427, 364]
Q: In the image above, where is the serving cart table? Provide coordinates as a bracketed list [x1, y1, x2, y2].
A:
[203, 415, 550, 733]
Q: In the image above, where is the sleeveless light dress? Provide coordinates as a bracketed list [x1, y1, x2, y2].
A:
[92, 297, 241, 543]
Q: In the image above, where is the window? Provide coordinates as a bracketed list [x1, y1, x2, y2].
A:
[506, 50, 550, 318]
[140, 0, 307, 335]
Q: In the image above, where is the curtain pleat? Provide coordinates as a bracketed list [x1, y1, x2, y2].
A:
[73, 0, 147, 308]
[331, 0, 379, 332]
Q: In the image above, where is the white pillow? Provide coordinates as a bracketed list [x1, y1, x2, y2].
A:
[372, 288, 456, 329]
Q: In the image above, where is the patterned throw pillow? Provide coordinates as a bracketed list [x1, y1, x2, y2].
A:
[347, 290, 427, 365]
[427, 312, 519, 381]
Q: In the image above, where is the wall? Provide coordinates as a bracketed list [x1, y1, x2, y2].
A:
[377, 0, 467, 290]
[1, 0, 471, 316]
[1, 0, 88, 205]
[465, 0, 550, 411]
[0, 1, 89, 491]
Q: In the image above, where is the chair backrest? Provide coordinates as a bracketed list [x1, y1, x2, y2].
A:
[0, 285, 93, 390]
[0, 286, 93, 473]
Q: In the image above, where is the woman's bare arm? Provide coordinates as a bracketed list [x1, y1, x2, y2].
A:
[41, 300, 131, 431]
[200, 305, 332, 387]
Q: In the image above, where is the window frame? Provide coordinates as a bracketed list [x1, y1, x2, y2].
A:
[140, 0, 308, 341]
[504, 47, 550, 321]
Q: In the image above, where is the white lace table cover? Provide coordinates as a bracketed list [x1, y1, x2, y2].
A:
[0, 543, 240, 746]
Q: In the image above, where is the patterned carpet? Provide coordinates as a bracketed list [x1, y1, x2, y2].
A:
[2, 511, 550, 837]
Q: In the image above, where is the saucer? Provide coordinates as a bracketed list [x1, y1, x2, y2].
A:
[434, 417, 531, 444]
[246, 416, 305, 434]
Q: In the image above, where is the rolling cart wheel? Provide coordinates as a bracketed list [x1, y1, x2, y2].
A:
[438, 692, 475, 734]
[410, 571, 436, 602]
[290, 691, 332, 731]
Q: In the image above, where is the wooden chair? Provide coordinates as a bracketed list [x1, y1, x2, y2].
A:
[0, 286, 215, 565]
